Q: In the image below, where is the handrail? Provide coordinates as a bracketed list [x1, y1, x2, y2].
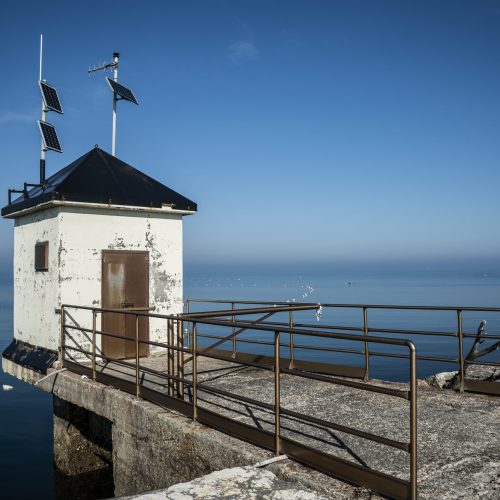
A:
[60, 303, 418, 499]
[184, 310, 281, 365]
[62, 304, 414, 345]
[182, 304, 318, 318]
[186, 298, 500, 312]
[185, 298, 500, 396]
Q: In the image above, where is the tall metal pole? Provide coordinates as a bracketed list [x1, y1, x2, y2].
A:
[135, 314, 140, 397]
[59, 305, 65, 367]
[39, 34, 43, 82]
[274, 330, 281, 455]
[289, 308, 294, 369]
[363, 306, 370, 381]
[409, 342, 418, 499]
[457, 309, 465, 393]
[168, 318, 174, 397]
[39, 34, 46, 184]
[192, 322, 198, 421]
[111, 52, 119, 156]
[92, 310, 97, 382]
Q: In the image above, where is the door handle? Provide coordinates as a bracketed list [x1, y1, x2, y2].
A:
[120, 302, 135, 308]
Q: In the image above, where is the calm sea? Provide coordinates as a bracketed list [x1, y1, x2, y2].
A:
[1, 263, 500, 498]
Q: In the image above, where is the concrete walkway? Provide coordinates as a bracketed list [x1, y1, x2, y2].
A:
[86, 352, 500, 499]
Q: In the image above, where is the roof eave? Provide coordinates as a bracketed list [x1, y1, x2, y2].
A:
[2, 200, 197, 219]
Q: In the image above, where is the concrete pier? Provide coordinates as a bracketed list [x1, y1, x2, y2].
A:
[2, 357, 355, 498]
[3, 354, 499, 498]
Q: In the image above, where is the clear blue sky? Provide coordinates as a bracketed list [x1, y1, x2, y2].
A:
[1, 1, 500, 269]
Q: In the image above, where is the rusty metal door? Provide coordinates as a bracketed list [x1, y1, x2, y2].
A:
[102, 251, 149, 359]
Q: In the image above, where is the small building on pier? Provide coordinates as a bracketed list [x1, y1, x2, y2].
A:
[1, 146, 196, 369]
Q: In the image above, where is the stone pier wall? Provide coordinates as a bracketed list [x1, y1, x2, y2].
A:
[53, 397, 114, 499]
[2, 358, 352, 498]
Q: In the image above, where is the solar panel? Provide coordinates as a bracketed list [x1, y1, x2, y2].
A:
[106, 77, 139, 105]
[38, 120, 62, 153]
[39, 81, 63, 114]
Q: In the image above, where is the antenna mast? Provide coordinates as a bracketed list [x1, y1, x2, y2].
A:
[39, 34, 45, 184]
[6, 35, 62, 205]
[89, 53, 119, 155]
[112, 52, 119, 156]
[37, 35, 64, 184]
[39, 34, 43, 82]
[111, 52, 120, 156]
[88, 52, 138, 157]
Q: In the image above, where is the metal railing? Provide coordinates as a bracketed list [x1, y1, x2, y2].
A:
[60, 303, 418, 500]
[185, 299, 500, 396]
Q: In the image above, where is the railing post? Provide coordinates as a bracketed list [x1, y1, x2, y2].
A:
[457, 309, 465, 393]
[186, 301, 191, 351]
[409, 342, 418, 500]
[274, 330, 281, 455]
[168, 319, 174, 397]
[177, 318, 184, 399]
[135, 314, 140, 397]
[92, 309, 97, 382]
[289, 308, 294, 369]
[231, 302, 236, 358]
[59, 305, 65, 368]
[192, 322, 198, 421]
[363, 306, 370, 381]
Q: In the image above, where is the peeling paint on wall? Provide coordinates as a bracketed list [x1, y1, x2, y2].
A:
[13, 208, 60, 351]
[12, 205, 184, 356]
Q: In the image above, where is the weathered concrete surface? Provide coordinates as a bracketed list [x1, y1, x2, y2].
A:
[121, 466, 328, 499]
[176, 359, 500, 499]
[53, 396, 114, 499]
[2, 357, 360, 498]
[3, 356, 500, 499]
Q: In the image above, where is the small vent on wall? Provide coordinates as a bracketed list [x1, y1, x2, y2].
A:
[35, 241, 49, 271]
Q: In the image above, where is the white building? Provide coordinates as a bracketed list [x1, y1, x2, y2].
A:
[2, 146, 196, 370]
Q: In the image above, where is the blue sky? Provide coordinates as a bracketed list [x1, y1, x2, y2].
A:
[1, 1, 500, 269]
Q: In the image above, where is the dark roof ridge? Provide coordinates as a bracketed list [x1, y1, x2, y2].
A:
[95, 148, 129, 199]
[1, 146, 197, 217]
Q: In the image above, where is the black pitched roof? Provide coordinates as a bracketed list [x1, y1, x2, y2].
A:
[2, 147, 197, 217]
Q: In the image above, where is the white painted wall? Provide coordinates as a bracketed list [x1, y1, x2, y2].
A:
[13, 207, 61, 350]
[12, 204, 185, 357]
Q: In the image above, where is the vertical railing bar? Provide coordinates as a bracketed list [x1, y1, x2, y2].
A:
[289, 308, 294, 369]
[92, 309, 97, 382]
[192, 321, 198, 421]
[176, 318, 180, 396]
[457, 309, 465, 393]
[232, 302, 236, 358]
[186, 301, 191, 351]
[59, 305, 65, 368]
[177, 317, 184, 398]
[135, 314, 140, 397]
[363, 306, 370, 381]
[409, 342, 417, 500]
[168, 319, 174, 397]
[274, 329, 281, 455]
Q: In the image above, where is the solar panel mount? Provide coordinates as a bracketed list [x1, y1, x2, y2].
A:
[89, 53, 138, 156]
[38, 120, 62, 153]
[106, 77, 139, 105]
[39, 81, 63, 114]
